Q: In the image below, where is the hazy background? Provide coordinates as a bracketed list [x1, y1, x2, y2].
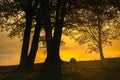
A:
[0, 32, 120, 66]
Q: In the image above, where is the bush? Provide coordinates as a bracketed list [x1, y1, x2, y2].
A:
[70, 58, 76, 63]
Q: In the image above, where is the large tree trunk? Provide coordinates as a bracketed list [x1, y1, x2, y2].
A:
[44, 23, 62, 63]
[98, 11, 104, 60]
[43, 0, 61, 63]
[19, 10, 32, 69]
[19, 0, 33, 69]
[42, 0, 56, 63]
[45, 0, 66, 63]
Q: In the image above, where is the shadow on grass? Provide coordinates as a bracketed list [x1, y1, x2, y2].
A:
[2, 58, 120, 80]
[35, 62, 62, 80]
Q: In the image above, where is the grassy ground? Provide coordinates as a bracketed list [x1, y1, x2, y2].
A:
[0, 58, 120, 80]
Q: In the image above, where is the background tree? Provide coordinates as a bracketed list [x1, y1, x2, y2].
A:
[63, 0, 120, 60]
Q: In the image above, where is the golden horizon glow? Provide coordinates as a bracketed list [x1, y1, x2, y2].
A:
[0, 32, 120, 66]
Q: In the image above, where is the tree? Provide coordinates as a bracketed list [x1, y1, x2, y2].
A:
[1, 0, 120, 69]
[0, 0, 41, 69]
[42, 0, 67, 63]
[27, 0, 46, 68]
[0, 0, 31, 68]
[0, 0, 22, 32]
[18, 0, 34, 69]
[63, 0, 120, 60]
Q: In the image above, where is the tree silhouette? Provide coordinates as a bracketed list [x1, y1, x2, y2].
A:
[18, 0, 34, 69]
[1, 0, 120, 70]
[37, 0, 67, 63]
[63, 0, 120, 60]
[0, 0, 41, 69]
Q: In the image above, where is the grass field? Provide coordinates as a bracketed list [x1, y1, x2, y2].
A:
[0, 58, 120, 80]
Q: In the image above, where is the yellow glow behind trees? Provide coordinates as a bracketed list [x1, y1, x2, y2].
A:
[0, 32, 120, 65]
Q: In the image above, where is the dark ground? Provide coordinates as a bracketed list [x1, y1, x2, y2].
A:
[0, 58, 120, 80]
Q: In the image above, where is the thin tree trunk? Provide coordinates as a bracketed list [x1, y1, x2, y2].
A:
[27, 18, 42, 68]
[44, 28, 53, 63]
[53, 21, 63, 63]
[27, 0, 46, 68]
[98, 11, 104, 60]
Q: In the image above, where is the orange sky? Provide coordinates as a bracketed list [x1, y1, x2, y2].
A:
[0, 32, 120, 66]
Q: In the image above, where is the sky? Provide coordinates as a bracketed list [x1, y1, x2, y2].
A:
[0, 31, 120, 66]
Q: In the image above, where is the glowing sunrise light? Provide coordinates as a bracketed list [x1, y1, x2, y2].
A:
[63, 27, 65, 30]
[106, 26, 109, 29]
[0, 32, 120, 65]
